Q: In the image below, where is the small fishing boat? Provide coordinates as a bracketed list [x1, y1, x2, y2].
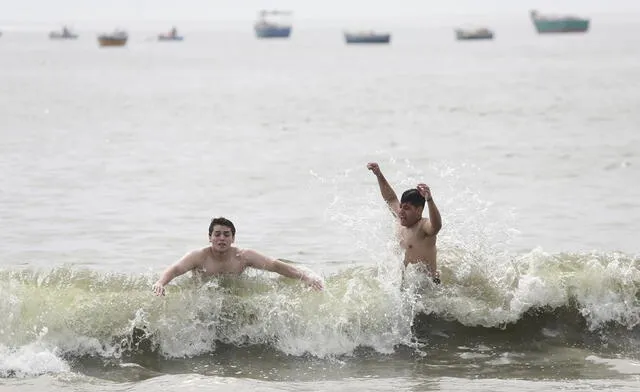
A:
[49, 26, 78, 40]
[344, 31, 391, 44]
[158, 26, 183, 41]
[455, 27, 494, 41]
[98, 30, 128, 47]
[530, 10, 590, 34]
[254, 10, 292, 39]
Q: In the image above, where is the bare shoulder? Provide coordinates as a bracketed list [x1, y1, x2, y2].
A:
[234, 247, 248, 257]
[238, 248, 264, 261]
[231, 247, 249, 263]
[239, 248, 276, 268]
[174, 247, 209, 271]
[186, 247, 210, 262]
[194, 246, 212, 257]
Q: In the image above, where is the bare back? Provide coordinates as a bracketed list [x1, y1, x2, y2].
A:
[397, 218, 437, 276]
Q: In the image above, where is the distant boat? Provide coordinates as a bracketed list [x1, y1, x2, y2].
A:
[98, 30, 128, 47]
[530, 10, 590, 34]
[344, 31, 391, 44]
[49, 26, 78, 40]
[158, 35, 183, 41]
[455, 27, 494, 41]
[158, 26, 183, 41]
[254, 10, 292, 39]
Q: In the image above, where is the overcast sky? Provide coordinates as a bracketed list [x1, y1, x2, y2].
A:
[1, 0, 638, 23]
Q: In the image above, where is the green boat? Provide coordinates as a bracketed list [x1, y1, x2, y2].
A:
[530, 10, 589, 34]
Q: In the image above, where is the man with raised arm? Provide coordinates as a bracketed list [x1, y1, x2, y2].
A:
[367, 162, 443, 283]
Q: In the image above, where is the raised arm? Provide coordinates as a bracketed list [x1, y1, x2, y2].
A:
[152, 250, 202, 296]
[242, 249, 324, 291]
[417, 183, 442, 236]
[367, 162, 400, 216]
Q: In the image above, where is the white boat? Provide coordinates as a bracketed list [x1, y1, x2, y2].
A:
[455, 27, 494, 41]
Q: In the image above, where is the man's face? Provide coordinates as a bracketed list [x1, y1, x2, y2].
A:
[209, 225, 234, 251]
[398, 203, 422, 227]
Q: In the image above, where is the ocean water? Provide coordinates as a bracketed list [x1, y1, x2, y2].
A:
[1, 15, 639, 391]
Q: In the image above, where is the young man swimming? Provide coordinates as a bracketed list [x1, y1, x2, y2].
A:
[367, 162, 443, 283]
[152, 217, 324, 295]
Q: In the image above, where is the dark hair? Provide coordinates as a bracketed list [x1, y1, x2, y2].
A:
[208, 217, 236, 237]
[400, 189, 425, 208]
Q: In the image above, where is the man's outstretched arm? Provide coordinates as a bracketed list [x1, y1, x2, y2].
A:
[367, 162, 400, 216]
[243, 249, 324, 291]
[152, 250, 201, 296]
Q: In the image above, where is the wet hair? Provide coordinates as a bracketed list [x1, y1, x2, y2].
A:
[208, 217, 236, 237]
[400, 189, 425, 208]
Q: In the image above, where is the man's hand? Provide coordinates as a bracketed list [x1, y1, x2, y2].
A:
[417, 183, 432, 200]
[302, 274, 324, 291]
[152, 282, 165, 296]
[367, 162, 382, 177]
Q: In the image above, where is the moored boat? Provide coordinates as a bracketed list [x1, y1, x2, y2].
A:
[254, 10, 292, 39]
[530, 10, 590, 34]
[98, 30, 128, 47]
[49, 26, 78, 40]
[455, 27, 494, 41]
[344, 31, 391, 44]
[158, 26, 183, 41]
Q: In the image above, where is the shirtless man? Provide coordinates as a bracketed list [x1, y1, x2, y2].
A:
[152, 217, 324, 296]
[367, 162, 443, 283]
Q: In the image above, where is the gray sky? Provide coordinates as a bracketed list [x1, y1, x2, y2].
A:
[1, 0, 638, 22]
